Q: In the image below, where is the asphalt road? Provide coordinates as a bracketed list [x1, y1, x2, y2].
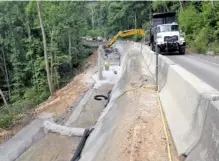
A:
[167, 52, 219, 91]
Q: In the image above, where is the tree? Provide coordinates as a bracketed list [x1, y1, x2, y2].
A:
[37, 1, 53, 95]
[0, 89, 8, 107]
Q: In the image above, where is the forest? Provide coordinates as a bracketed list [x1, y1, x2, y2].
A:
[0, 1, 218, 128]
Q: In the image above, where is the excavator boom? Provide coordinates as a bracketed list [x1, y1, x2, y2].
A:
[104, 29, 145, 48]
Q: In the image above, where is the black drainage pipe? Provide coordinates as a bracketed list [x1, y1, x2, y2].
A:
[105, 90, 112, 108]
[70, 128, 93, 161]
[94, 90, 112, 108]
[94, 95, 108, 101]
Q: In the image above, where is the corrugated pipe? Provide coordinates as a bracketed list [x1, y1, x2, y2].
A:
[94, 90, 112, 108]
[70, 128, 93, 161]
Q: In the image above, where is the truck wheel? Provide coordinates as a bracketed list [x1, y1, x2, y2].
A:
[179, 46, 186, 55]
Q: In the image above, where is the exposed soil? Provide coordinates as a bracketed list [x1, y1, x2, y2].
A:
[33, 50, 97, 116]
[98, 88, 179, 161]
[0, 50, 97, 143]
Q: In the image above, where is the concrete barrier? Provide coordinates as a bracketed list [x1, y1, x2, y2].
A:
[139, 44, 219, 159]
[158, 55, 175, 90]
[0, 113, 53, 161]
[186, 100, 219, 161]
[159, 65, 219, 156]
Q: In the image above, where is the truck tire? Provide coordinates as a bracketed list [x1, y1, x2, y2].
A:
[179, 46, 186, 55]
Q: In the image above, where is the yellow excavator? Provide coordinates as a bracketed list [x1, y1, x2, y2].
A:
[104, 29, 146, 48]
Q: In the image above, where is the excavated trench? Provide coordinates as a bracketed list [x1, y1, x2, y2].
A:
[16, 46, 121, 161]
[16, 85, 113, 161]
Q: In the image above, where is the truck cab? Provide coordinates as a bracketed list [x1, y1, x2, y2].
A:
[155, 23, 186, 54]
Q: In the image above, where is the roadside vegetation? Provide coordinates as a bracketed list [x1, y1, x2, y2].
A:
[152, 1, 219, 54]
[0, 1, 94, 128]
[0, 1, 218, 128]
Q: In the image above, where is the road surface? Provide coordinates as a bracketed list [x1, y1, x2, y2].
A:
[167, 52, 219, 91]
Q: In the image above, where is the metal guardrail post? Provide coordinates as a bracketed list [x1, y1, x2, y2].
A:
[155, 46, 159, 91]
[141, 38, 143, 55]
[98, 46, 103, 80]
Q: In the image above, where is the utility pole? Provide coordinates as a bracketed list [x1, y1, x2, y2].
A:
[98, 46, 103, 80]
[155, 46, 159, 91]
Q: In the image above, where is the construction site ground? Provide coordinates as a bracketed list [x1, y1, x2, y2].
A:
[77, 43, 179, 161]
[2, 42, 179, 161]
[17, 83, 113, 161]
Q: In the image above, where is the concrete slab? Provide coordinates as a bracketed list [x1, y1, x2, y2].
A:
[69, 84, 113, 128]
[16, 133, 80, 161]
[0, 113, 53, 161]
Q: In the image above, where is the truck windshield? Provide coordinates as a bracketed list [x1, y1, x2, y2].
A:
[160, 25, 178, 32]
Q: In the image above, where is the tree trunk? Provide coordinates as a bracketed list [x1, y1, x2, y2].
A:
[135, 11, 137, 29]
[37, 1, 53, 95]
[26, 16, 31, 40]
[91, 7, 94, 30]
[179, 0, 184, 11]
[0, 89, 8, 107]
[54, 52, 59, 89]
[68, 29, 72, 73]
[164, 3, 169, 12]
[211, 0, 214, 8]
[1, 48, 11, 97]
[50, 29, 54, 89]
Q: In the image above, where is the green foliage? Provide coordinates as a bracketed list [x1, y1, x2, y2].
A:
[23, 88, 49, 105]
[87, 1, 151, 37]
[0, 1, 95, 127]
[193, 27, 209, 53]
[151, 1, 219, 54]
[132, 35, 143, 42]
[0, 100, 35, 128]
[178, 2, 219, 54]
[87, 29, 103, 37]
[0, 114, 13, 128]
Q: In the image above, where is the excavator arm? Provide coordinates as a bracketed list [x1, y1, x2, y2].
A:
[104, 29, 145, 48]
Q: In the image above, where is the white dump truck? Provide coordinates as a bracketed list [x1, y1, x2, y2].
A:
[150, 12, 186, 55]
